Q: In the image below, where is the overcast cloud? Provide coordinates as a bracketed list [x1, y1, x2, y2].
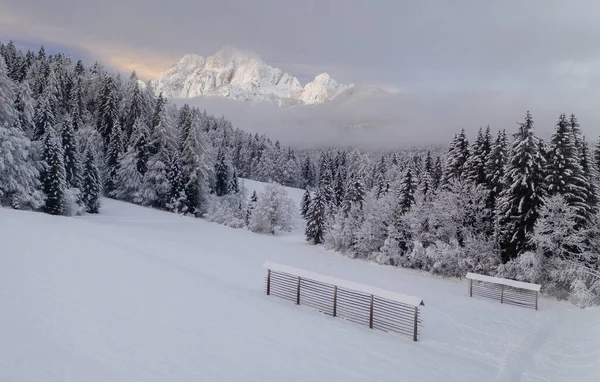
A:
[1, 1, 600, 147]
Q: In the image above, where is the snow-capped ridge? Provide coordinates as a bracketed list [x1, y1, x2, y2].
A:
[150, 46, 360, 107]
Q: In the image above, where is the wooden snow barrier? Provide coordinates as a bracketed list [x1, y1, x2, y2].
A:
[263, 262, 424, 341]
[466, 272, 541, 310]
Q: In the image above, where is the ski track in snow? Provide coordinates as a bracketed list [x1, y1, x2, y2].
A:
[1, 194, 598, 382]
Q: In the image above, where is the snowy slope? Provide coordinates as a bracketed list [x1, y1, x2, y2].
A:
[1, 200, 599, 382]
[150, 46, 353, 107]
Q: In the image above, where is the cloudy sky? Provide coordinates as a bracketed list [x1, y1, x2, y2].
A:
[2, 1, 599, 146]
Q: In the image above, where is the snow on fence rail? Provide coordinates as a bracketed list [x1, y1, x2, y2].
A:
[263, 262, 424, 341]
[466, 272, 541, 310]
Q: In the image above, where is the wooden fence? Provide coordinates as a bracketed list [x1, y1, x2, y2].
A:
[263, 262, 424, 341]
[466, 272, 541, 310]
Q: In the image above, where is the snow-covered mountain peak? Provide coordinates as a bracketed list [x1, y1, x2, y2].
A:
[150, 46, 363, 107]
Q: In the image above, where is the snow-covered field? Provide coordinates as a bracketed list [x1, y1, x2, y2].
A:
[1, 193, 599, 381]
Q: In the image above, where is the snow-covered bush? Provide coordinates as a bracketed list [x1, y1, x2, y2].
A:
[497, 251, 545, 285]
[248, 183, 296, 234]
[569, 279, 598, 308]
[63, 187, 86, 216]
[206, 191, 247, 229]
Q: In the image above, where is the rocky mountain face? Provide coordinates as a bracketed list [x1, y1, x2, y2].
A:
[150, 46, 355, 107]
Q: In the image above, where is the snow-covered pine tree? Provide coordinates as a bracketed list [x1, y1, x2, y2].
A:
[61, 116, 82, 189]
[305, 187, 327, 244]
[397, 167, 416, 214]
[0, 119, 44, 209]
[97, 75, 120, 147]
[545, 113, 589, 223]
[432, 156, 443, 190]
[104, 121, 124, 195]
[214, 142, 230, 197]
[300, 189, 311, 219]
[40, 127, 67, 215]
[166, 154, 186, 213]
[246, 190, 258, 225]
[122, 72, 148, 140]
[333, 170, 346, 206]
[594, 138, 600, 174]
[465, 126, 492, 185]
[178, 106, 209, 216]
[420, 151, 435, 198]
[228, 168, 240, 194]
[0, 56, 16, 128]
[374, 155, 388, 198]
[14, 81, 35, 137]
[485, 129, 507, 212]
[343, 178, 366, 213]
[579, 138, 599, 214]
[81, 146, 101, 213]
[497, 111, 546, 262]
[32, 92, 55, 141]
[442, 129, 470, 187]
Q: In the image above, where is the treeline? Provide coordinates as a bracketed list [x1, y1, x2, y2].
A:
[0, 42, 316, 217]
[302, 114, 600, 307]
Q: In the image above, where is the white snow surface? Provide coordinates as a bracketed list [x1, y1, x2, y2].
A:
[1, 196, 599, 381]
[466, 272, 542, 292]
[263, 261, 423, 307]
[150, 46, 353, 107]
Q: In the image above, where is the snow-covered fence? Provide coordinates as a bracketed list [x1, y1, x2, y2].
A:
[263, 262, 424, 341]
[466, 272, 541, 310]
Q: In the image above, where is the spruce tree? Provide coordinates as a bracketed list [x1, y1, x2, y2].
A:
[333, 170, 346, 206]
[61, 116, 82, 189]
[432, 157, 443, 190]
[33, 93, 56, 141]
[397, 168, 416, 213]
[228, 168, 240, 194]
[14, 82, 35, 137]
[81, 147, 101, 213]
[166, 154, 186, 213]
[442, 129, 470, 186]
[497, 112, 546, 262]
[485, 129, 507, 212]
[305, 188, 327, 244]
[97, 76, 120, 147]
[374, 156, 388, 198]
[300, 189, 311, 219]
[130, 118, 151, 176]
[0, 55, 16, 126]
[465, 126, 492, 185]
[579, 138, 598, 214]
[41, 127, 67, 215]
[104, 121, 124, 195]
[246, 190, 258, 225]
[214, 143, 230, 197]
[123, 72, 147, 140]
[545, 114, 589, 222]
[343, 179, 365, 213]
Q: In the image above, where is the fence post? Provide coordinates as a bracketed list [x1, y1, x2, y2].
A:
[469, 279, 473, 297]
[369, 295, 374, 329]
[535, 291, 538, 310]
[266, 269, 271, 295]
[333, 286, 337, 317]
[296, 277, 301, 305]
[413, 307, 419, 342]
[501, 284, 504, 304]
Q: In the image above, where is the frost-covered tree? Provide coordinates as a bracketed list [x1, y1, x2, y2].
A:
[485, 129, 507, 212]
[249, 183, 295, 234]
[81, 147, 101, 213]
[14, 81, 35, 137]
[0, 55, 16, 127]
[579, 138, 598, 214]
[0, 120, 44, 209]
[300, 189, 311, 219]
[497, 112, 546, 262]
[305, 187, 328, 244]
[214, 142, 230, 197]
[61, 116, 82, 189]
[178, 106, 209, 216]
[442, 129, 470, 186]
[33, 93, 55, 140]
[97, 75, 120, 146]
[465, 126, 492, 185]
[104, 121, 124, 195]
[343, 178, 366, 213]
[545, 114, 588, 223]
[397, 167, 416, 213]
[40, 127, 67, 215]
